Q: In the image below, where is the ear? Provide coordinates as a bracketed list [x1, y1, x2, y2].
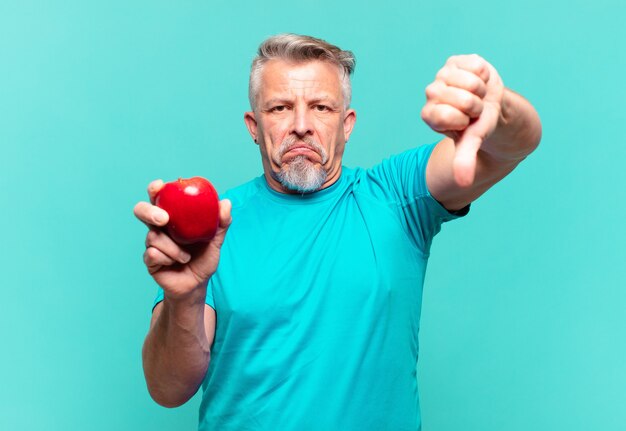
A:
[244, 111, 259, 144]
[343, 109, 356, 142]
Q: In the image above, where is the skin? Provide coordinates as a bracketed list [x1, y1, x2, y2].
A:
[422, 54, 542, 210]
[135, 54, 541, 407]
[243, 59, 356, 194]
[134, 187, 231, 407]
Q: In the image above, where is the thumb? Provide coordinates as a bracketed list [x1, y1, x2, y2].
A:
[210, 198, 233, 248]
[185, 199, 232, 283]
[218, 199, 232, 230]
[453, 132, 482, 187]
[453, 99, 501, 187]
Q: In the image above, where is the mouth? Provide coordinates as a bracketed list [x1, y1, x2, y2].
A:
[282, 145, 320, 161]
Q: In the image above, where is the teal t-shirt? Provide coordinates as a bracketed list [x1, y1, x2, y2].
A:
[153, 143, 467, 430]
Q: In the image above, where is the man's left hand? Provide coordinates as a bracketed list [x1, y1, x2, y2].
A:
[421, 54, 504, 187]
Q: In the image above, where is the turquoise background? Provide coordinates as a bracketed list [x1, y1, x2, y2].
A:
[1, 0, 624, 429]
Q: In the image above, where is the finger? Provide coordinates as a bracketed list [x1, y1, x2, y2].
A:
[453, 133, 483, 187]
[421, 102, 470, 133]
[435, 67, 487, 98]
[446, 54, 490, 84]
[133, 201, 170, 227]
[424, 79, 445, 100]
[436, 86, 483, 119]
[184, 199, 233, 283]
[145, 229, 191, 264]
[148, 179, 164, 205]
[218, 199, 232, 229]
[144, 247, 176, 274]
[204, 199, 232, 251]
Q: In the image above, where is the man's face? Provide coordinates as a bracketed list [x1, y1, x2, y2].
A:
[244, 59, 356, 193]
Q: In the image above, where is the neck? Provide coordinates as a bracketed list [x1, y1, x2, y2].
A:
[265, 165, 342, 194]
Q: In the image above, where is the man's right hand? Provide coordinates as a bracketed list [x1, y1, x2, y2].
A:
[133, 179, 232, 301]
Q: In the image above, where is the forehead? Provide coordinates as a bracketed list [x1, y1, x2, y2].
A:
[259, 59, 342, 98]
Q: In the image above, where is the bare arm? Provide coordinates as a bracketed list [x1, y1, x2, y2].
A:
[134, 180, 231, 407]
[422, 55, 542, 210]
[142, 296, 215, 407]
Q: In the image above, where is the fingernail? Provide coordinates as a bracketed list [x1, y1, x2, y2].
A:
[179, 252, 191, 264]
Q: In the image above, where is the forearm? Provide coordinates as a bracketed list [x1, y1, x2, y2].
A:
[480, 88, 542, 163]
[427, 88, 542, 210]
[142, 288, 211, 407]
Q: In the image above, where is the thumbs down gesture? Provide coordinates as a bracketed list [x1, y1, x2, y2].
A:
[421, 54, 505, 187]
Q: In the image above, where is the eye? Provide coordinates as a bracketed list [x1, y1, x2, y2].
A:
[314, 104, 330, 112]
[270, 105, 287, 113]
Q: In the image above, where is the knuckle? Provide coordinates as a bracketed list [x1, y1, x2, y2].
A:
[420, 105, 430, 123]
[445, 55, 458, 65]
[456, 54, 486, 75]
[458, 92, 475, 112]
[421, 103, 435, 124]
[456, 114, 471, 129]
[465, 77, 482, 94]
[435, 67, 449, 81]
[145, 247, 161, 262]
[143, 246, 166, 275]
[143, 249, 152, 265]
[471, 100, 484, 117]
[146, 230, 158, 245]
[442, 108, 469, 130]
[430, 108, 450, 131]
[438, 108, 457, 125]
[425, 83, 439, 99]
[466, 53, 482, 65]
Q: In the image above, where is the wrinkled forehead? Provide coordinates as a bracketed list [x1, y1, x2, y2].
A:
[258, 59, 343, 99]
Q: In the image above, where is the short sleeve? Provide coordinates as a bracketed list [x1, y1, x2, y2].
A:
[363, 143, 469, 256]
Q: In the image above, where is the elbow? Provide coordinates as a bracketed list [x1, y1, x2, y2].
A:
[146, 382, 197, 408]
[148, 382, 198, 409]
[142, 353, 206, 409]
[528, 107, 542, 152]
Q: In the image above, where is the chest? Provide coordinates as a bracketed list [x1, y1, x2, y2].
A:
[209, 195, 427, 341]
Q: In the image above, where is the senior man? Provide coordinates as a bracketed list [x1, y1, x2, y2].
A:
[134, 34, 541, 430]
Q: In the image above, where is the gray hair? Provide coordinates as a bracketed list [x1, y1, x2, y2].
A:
[248, 34, 356, 111]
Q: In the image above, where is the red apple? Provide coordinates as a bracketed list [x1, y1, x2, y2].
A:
[155, 177, 220, 245]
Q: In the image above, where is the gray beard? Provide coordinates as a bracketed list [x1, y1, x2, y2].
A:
[272, 135, 329, 193]
[275, 155, 328, 193]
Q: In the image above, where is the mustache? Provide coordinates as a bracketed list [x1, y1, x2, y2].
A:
[277, 135, 328, 162]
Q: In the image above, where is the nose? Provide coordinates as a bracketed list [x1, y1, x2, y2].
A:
[291, 105, 314, 138]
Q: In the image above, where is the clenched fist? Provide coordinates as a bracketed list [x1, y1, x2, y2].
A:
[421, 54, 504, 187]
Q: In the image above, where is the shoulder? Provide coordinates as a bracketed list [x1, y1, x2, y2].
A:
[347, 143, 437, 202]
[369, 144, 436, 179]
